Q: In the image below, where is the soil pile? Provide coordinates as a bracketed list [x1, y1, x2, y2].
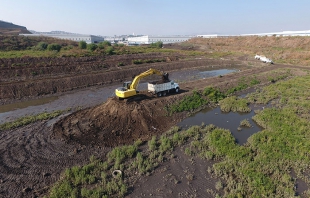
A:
[53, 96, 179, 147]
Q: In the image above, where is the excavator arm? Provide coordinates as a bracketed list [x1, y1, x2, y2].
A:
[130, 69, 164, 90]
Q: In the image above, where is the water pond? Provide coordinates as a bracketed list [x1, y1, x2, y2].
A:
[178, 106, 264, 145]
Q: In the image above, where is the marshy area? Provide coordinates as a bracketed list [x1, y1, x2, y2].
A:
[48, 71, 310, 197]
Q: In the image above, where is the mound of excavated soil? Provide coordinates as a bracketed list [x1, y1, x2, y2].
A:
[53, 96, 180, 147]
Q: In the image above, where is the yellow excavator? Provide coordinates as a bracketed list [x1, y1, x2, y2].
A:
[115, 68, 169, 99]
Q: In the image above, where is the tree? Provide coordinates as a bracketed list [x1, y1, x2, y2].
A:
[79, 41, 87, 49]
[47, 43, 61, 52]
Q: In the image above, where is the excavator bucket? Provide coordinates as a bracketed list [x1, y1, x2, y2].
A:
[162, 73, 169, 82]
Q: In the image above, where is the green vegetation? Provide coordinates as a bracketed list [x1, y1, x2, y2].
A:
[167, 90, 208, 113]
[219, 96, 251, 112]
[203, 87, 226, 102]
[0, 110, 63, 131]
[150, 41, 163, 48]
[35, 42, 48, 51]
[226, 77, 249, 95]
[47, 43, 62, 52]
[0, 36, 206, 59]
[240, 119, 252, 127]
[167, 87, 227, 114]
[132, 58, 166, 65]
[87, 43, 97, 52]
[78, 41, 87, 49]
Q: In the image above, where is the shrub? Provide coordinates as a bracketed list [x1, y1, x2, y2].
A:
[78, 41, 87, 49]
[101, 41, 112, 46]
[35, 42, 48, 50]
[240, 119, 252, 127]
[47, 43, 61, 52]
[226, 77, 248, 95]
[87, 43, 98, 51]
[105, 46, 114, 55]
[150, 41, 163, 48]
[203, 87, 226, 102]
[132, 59, 143, 64]
[219, 96, 251, 112]
[148, 136, 157, 151]
[118, 62, 124, 66]
[168, 90, 207, 113]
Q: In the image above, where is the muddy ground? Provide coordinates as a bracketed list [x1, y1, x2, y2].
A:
[1, 60, 310, 197]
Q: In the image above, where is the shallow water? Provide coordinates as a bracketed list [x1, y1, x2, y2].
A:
[0, 96, 58, 113]
[178, 106, 263, 145]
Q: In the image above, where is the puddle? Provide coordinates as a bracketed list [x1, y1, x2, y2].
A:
[0, 96, 58, 113]
[198, 69, 236, 78]
[178, 107, 263, 145]
[170, 68, 237, 83]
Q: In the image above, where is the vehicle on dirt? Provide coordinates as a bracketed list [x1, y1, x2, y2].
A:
[254, 54, 273, 64]
[148, 80, 179, 97]
[115, 68, 178, 99]
[259, 56, 273, 64]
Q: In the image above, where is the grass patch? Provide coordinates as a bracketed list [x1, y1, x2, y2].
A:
[166, 90, 208, 114]
[0, 110, 63, 131]
[219, 96, 251, 112]
[240, 119, 252, 127]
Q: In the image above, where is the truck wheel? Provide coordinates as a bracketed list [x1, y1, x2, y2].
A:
[163, 91, 167, 96]
[157, 92, 162, 97]
[175, 87, 179, 93]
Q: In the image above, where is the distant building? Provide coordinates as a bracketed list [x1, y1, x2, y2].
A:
[127, 35, 193, 45]
[196, 34, 231, 38]
[20, 33, 104, 44]
[241, 30, 310, 37]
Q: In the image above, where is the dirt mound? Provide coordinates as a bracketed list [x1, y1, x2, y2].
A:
[53, 96, 179, 147]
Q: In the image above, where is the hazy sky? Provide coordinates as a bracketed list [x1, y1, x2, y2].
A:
[1, 0, 309, 36]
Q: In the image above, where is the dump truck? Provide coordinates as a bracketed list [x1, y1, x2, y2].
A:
[148, 80, 179, 97]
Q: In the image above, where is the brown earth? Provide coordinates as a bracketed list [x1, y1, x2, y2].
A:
[170, 36, 310, 66]
[53, 95, 182, 147]
[1, 62, 310, 197]
[0, 54, 243, 103]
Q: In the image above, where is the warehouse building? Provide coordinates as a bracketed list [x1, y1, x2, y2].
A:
[127, 35, 193, 45]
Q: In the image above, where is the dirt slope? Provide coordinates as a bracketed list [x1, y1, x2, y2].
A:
[53, 95, 182, 147]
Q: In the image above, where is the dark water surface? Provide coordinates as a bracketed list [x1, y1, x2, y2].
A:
[178, 107, 263, 145]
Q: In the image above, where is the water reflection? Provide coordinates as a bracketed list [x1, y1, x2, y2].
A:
[178, 107, 263, 145]
[0, 96, 58, 113]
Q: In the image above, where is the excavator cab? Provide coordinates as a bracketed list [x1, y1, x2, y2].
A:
[123, 81, 132, 90]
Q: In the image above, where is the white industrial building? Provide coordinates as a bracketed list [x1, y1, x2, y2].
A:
[127, 35, 193, 45]
[241, 30, 310, 37]
[196, 34, 232, 38]
[20, 33, 104, 44]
